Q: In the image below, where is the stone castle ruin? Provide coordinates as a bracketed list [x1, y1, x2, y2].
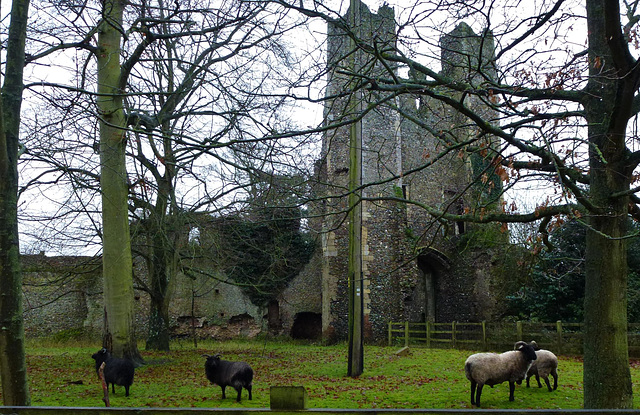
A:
[22, 3, 520, 342]
[308, 2, 507, 341]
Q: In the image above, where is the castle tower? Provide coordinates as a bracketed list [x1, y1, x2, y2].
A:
[400, 22, 503, 325]
[318, 2, 502, 341]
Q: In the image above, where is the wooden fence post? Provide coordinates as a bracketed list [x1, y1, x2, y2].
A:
[404, 321, 409, 347]
[388, 322, 392, 346]
[426, 320, 431, 348]
[482, 321, 487, 351]
[517, 321, 523, 341]
[556, 320, 563, 354]
[99, 362, 110, 407]
[452, 321, 456, 349]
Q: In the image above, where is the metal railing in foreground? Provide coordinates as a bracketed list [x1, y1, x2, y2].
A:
[2, 406, 640, 415]
[3, 387, 640, 415]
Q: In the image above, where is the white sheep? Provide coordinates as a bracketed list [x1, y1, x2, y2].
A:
[464, 341, 537, 407]
[526, 341, 558, 392]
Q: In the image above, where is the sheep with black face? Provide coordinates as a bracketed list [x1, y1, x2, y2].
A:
[203, 354, 253, 402]
[91, 348, 135, 397]
[526, 340, 558, 392]
[464, 341, 537, 407]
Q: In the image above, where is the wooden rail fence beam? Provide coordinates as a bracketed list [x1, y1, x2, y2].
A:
[387, 320, 640, 355]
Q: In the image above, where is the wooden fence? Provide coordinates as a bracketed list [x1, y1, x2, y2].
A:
[388, 321, 640, 355]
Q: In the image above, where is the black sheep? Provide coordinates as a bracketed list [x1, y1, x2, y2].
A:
[91, 348, 135, 397]
[204, 354, 253, 402]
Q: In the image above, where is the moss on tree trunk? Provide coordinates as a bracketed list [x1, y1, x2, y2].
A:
[0, 0, 31, 405]
[97, 0, 141, 363]
[583, 0, 635, 407]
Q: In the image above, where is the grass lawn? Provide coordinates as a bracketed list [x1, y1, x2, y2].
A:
[8, 339, 640, 409]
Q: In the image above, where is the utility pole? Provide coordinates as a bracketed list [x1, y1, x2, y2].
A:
[347, 0, 364, 378]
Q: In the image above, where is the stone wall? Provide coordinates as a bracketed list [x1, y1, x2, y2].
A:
[21, 254, 266, 340]
[22, 255, 104, 338]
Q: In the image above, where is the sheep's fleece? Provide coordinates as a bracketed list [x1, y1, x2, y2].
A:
[464, 341, 537, 406]
[91, 348, 135, 397]
[204, 354, 253, 402]
[526, 341, 558, 391]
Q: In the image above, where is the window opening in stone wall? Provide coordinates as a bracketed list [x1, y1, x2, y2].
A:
[188, 227, 200, 245]
[445, 190, 465, 235]
[455, 198, 465, 234]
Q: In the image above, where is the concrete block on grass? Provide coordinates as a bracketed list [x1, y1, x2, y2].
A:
[270, 386, 307, 410]
[395, 346, 411, 356]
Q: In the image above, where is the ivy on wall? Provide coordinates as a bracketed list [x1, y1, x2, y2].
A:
[198, 206, 315, 307]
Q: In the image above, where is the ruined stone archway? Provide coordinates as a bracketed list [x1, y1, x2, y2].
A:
[290, 312, 322, 340]
[417, 248, 451, 322]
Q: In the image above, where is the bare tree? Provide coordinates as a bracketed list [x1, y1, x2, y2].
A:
[94, 0, 143, 362]
[17, 0, 318, 351]
[124, 0, 311, 350]
[0, 0, 32, 405]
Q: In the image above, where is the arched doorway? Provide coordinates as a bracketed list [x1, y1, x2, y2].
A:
[417, 248, 451, 322]
[290, 312, 322, 340]
[266, 300, 281, 333]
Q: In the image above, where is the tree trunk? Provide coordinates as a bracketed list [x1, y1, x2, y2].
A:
[97, 0, 141, 363]
[347, 115, 364, 376]
[583, 118, 634, 408]
[146, 298, 170, 351]
[584, 202, 632, 408]
[146, 234, 172, 351]
[583, 0, 633, 407]
[0, 0, 31, 406]
[144, 158, 176, 351]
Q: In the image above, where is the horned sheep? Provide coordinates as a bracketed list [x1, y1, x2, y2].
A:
[464, 341, 537, 407]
